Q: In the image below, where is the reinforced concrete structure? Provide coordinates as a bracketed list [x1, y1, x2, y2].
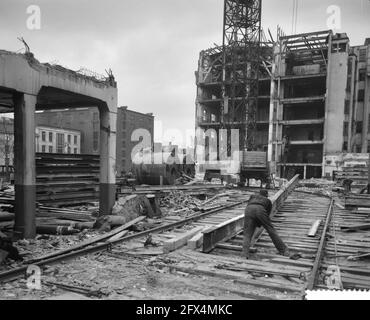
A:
[0, 50, 117, 238]
[195, 31, 370, 179]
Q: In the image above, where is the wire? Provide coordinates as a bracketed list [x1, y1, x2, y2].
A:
[291, 0, 299, 35]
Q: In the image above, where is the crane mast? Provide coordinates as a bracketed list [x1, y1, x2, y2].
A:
[221, 0, 262, 151]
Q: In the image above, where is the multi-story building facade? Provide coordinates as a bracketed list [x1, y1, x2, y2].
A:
[116, 106, 154, 175]
[0, 117, 14, 166]
[35, 126, 81, 154]
[36, 108, 100, 154]
[36, 107, 155, 175]
[195, 30, 370, 179]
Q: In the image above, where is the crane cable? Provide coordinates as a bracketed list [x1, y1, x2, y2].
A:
[291, 0, 299, 35]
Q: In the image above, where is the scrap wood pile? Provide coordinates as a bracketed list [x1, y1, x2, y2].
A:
[295, 178, 334, 197]
[159, 190, 235, 217]
[0, 193, 166, 267]
[334, 154, 370, 192]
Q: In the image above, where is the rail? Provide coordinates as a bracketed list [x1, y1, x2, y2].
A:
[306, 198, 335, 290]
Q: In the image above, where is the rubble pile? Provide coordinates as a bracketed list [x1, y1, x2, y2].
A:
[159, 191, 203, 213]
[295, 178, 335, 197]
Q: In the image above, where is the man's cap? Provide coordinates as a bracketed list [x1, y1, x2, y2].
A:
[259, 189, 269, 197]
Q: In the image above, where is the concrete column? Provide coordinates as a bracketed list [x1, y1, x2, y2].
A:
[13, 93, 36, 239]
[99, 105, 117, 216]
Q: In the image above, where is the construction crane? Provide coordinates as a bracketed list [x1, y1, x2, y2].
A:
[220, 0, 262, 152]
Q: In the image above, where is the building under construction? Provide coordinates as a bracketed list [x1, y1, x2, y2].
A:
[196, 26, 370, 179]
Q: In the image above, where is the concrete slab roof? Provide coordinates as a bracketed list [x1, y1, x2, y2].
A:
[0, 50, 117, 112]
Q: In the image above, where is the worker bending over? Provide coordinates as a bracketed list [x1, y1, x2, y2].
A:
[243, 189, 290, 259]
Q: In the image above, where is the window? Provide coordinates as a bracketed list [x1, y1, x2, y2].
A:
[343, 122, 349, 137]
[343, 142, 348, 152]
[358, 89, 365, 102]
[359, 69, 366, 81]
[356, 121, 363, 134]
[56, 133, 64, 153]
[41, 131, 46, 141]
[49, 132, 53, 142]
[344, 100, 350, 115]
[67, 147, 71, 154]
[359, 48, 367, 62]
[41, 145, 46, 153]
[49, 146, 53, 153]
[74, 135, 77, 144]
[368, 141, 370, 154]
[68, 135, 71, 143]
[93, 131, 99, 151]
[74, 148, 78, 154]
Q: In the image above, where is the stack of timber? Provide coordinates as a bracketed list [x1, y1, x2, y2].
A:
[334, 154, 370, 192]
[345, 194, 370, 208]
[36, 153, 100, 207]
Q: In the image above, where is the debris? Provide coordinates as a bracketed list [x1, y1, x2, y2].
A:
[347, 253, 370, 261]
[340, 224, 370, 232]
[0, 248, 8, 263]
[0, 212, 14, 222]
[26, 216, 146, 264]
[112, 195, 154, 218]
[46, 292, 92, 300]
[44, 280, 106, 298]
[36, 225, 80, 235]
[143, 234, 159, 247]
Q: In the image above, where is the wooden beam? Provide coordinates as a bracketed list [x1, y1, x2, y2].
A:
[308, 220, 321, 237]
[202, 175, 300, 253]
[163, 226, 205, 254]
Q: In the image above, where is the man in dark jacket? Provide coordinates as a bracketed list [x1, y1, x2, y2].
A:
[243, 189, 290, 259]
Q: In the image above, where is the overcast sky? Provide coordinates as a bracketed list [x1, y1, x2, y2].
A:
[0, 0, 369, 146]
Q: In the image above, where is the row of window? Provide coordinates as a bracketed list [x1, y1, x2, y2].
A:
[41, 145, 78, 154]
[41, 131, 78, 144]
[343, 142, 370, 154]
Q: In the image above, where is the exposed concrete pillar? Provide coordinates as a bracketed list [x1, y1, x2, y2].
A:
[13, 93, 36, 239]
[99, 104, 117, 216]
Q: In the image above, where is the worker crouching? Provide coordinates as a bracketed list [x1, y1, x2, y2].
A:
[243, 189, 290, 259]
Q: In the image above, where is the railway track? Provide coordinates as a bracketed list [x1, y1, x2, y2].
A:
[0, 189, 258, 284]
[195, 191, 370, 296]
[1, 178, 369, 300]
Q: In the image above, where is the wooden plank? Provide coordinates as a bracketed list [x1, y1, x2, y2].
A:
[163, 226, 205, 254]
[107, 230, 129, 242]
[187, 227, 212, 250]
[340, 224, 370, 232]
[202, 214, 244, 253]
[308, 220, 321, 237]
[166, 265, 303, 293]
